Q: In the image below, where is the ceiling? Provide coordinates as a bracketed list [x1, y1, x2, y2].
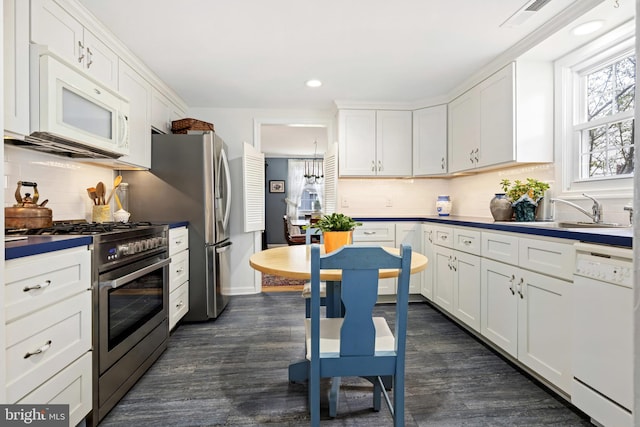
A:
[74, 0, 634, 111]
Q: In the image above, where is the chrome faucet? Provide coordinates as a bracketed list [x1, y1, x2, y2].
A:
[550, 193, 603, 223]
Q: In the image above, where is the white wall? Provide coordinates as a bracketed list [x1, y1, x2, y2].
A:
[4, 145, 115, 221]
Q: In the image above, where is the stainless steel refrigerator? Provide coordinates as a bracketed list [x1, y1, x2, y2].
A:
[123, 131, 231, 320]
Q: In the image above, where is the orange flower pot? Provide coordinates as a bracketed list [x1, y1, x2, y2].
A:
[323, 231, 353, 253]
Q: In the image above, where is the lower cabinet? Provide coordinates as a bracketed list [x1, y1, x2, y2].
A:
[353, 222, 396, 295]
[169, 226, 190, 330]
[4, 246, 92, 426]
[420, 225, 435, 300]
[481, 258, 572, 393]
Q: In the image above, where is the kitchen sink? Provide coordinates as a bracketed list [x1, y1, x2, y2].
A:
[507, 221, 630, 229]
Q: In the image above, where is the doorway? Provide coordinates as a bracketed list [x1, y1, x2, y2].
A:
[258, 121, 330, 247]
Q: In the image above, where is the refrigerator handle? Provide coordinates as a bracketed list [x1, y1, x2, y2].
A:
[219, 148, 232, 231]
[216, 241, 232, 253]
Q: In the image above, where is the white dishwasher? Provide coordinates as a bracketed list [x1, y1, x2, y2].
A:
[572, 242, 633, 427]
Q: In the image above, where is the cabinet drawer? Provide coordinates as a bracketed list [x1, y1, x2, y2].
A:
[18, 351, 92, 426]
[353, 222, 395, 242]
[6, 291, 91, 403]
[5, 247, 91, 322]
[169, 227, 189, 255]
[170, 249, 189, 291]
[518, 236, 575, 281]
[482, 232, 519, 265]
[169, 281, 189, 330]
[432, 226, 453, 248]
[453, 227, 481, 255]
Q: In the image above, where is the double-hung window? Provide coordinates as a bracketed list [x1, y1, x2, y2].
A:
[556, 22, 635, 195]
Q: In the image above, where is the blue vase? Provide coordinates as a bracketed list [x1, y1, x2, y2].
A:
[436, 195, 452, 216]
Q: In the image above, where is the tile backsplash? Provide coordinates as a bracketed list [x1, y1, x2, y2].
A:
[5, 145, 115, 222]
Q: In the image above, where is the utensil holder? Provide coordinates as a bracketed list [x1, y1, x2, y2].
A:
[92, 205, 111, 223]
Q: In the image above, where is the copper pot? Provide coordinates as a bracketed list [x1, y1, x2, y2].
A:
[5, 181, 53, 229]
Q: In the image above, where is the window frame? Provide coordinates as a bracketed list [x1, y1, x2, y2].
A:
[555, 21, 635, 198]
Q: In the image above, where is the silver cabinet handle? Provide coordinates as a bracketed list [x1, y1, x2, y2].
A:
[371, 161, 376, 172]
[378, 160, 383, 172]
[428, 230, 433, 243]
[517, 277, 524, 299]
[508, 275, 515, 295]
[103, 258, 171, 289]
[174, 240, 183, 246]
[452, 256, 457, 271]
[176, 300, 185, 309]
[78, 41, 85, 63]
[86, 47, 93, 68]
[24, 340, 52, 359]
[474, 148, 479, 163]
[175, 267, 185, 274]
[441, 157, 445, 170]
[440, 234, 448, 241]
[364, 231, 376, 235]
[23, 280, 51, 292]
[462, 239, 472, 246]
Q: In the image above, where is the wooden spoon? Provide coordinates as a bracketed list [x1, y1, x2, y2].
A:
[96, 182, 105, 205]
[86, 187, 98, 205]
[106, 175, 122, 205]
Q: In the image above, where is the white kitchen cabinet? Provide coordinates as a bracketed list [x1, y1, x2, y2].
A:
[118, 59, 152, 169]
[4, 0, 30, 136]
[413, 105, 447, 176]
[151, 88, 186, 134]
[395, 222, 422, 294]
[4, 246, 92, 425]
[352, 222, 396, 295]
[420, 225, 435, 300]
[31, 0, 119, 88]
[169, 226, 190, 330]
[480, 232, 573, 393]
[338, 109, 412, 177]
[448, 61, 553, 173]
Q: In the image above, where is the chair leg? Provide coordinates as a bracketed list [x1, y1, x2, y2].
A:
[373, 379, 382, 412]
[310, 373, 320, 427]
[305, 299, 311, 318]
[393, 374, 404, 427]
[329, 377, 341, 418]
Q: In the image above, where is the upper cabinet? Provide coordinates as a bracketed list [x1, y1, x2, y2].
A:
[338, 109, 412, 177]
[118, 60, 152, 169]
[31, 0, 119, 89]
[151, 88, 186, 134]
[448, 62, 553, 173]
[4, 0, 30, 136]
[413, 105, 447, 176]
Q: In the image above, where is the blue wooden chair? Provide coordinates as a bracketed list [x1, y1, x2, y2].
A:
[301, 227, 326, 317]
[306, 244, 412, 426]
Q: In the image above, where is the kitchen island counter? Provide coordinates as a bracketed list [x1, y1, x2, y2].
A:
[353, 216, 633, 248]
[5, 235, 93, 260]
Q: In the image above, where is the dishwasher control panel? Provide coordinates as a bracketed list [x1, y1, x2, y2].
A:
[574, 243, 633, 288]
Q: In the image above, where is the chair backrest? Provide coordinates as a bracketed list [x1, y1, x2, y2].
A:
[305, 227, 323, 244]
[308, 244, 412, 358]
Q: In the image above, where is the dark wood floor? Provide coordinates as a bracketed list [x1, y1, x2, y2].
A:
[99, 293, 592, 426]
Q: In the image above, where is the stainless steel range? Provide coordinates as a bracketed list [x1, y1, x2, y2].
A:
[9, 221, 170, 426]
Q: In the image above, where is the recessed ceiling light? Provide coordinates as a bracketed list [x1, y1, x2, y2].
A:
[571, 20, 605, 36]
[305, 79, 322, 88]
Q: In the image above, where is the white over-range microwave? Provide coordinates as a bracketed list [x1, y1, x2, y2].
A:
[25, 45, 130, 159]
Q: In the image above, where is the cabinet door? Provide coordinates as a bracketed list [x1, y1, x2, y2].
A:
[517, 270, 572, 393]
[338, 110, 377, 176]
[83, 29, 119, 88]
[448, 88, 480, 173]
[118, 60, 152, 168]
[4, 0, 30, 135]
[31, 0, 84, 68]
[413, 105, 447, 176]
[151, 88, 172, 133]
[395, 222, 422, 294]
[420, 225, 435, 300]
[376, 110, 412, 176]
[480, 258, 518, 357]
[479, 63, 515, 167]
[453, 251, 481, 332]
[432, 245, 454, 313]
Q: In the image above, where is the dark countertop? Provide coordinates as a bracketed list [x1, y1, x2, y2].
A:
[5, 235, 93, 260]
[353, 215, 633, 248]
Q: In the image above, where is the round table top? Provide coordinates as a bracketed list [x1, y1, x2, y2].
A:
[249, 245, 428, 281]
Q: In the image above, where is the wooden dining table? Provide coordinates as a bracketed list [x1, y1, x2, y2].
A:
[249, 244, 429, 382]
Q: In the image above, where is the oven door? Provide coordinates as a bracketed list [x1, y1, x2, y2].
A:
[98, 254, 170, 374]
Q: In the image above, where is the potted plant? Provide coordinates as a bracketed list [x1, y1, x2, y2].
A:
[499, 178, 550, 222]
[312, 213, 362, 253]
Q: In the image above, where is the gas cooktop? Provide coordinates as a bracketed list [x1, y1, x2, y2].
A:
[5, 220, 159, 236]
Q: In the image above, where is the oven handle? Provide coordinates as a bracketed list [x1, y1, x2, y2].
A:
[102, 258, 171, 290]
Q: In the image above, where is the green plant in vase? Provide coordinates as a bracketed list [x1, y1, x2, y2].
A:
[312, 213, 362, 253]
[500, 178, 550, 222]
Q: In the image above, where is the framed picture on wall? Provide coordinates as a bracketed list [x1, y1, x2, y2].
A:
[269, 180, 285, 193]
